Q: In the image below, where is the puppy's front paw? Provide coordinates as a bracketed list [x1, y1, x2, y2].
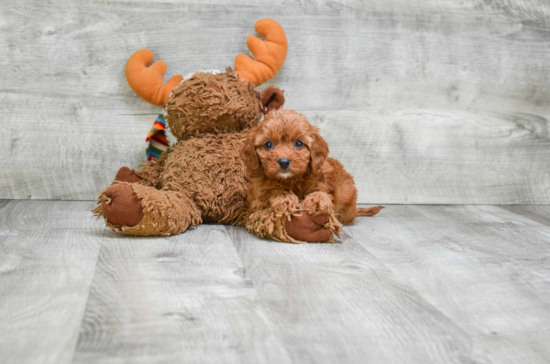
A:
[302, 191, 333, 215]
[270, 193, 299, 216]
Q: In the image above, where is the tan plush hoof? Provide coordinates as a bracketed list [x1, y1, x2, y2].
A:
[113, 167, 143, 184]
[102, 184, 144, 226]
[285, 212, 332, 242]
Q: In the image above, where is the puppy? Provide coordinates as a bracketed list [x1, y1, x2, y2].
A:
[241, 109, 383, 242]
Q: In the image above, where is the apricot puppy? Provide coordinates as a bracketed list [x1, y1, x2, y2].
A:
[241, 109, 383, 242]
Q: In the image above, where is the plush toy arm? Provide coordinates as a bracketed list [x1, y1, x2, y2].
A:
[235, 19, 288, 86]
[125, 49, 183, 107]
[285, 211, 340, 243]
[244, 207, 339, 244]
[244, 207, 306, 244]
[94, 184, 202, 236]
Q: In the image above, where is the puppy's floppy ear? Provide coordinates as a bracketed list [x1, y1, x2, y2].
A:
[240, 127, 261, 174]
[309, 127, 329, 174]
[260, 86, 285, 114]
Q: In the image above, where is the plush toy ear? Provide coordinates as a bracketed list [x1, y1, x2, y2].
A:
[261, 86, 285, 114]
[240, 128, 261, 174]
[309, 127, 329, 174]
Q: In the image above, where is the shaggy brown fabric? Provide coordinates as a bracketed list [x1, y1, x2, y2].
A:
[94, 182, 202, 236]
[133, 159, 161, 187]
[157, 132, 251, 225]
[243, 206, 339, 244]
[99, 184, 144, 226]
[244, 206, 304, 243]
[166, 71, 263, 141]
[94, 132, 254, 236]
[113, 167, 142, 184]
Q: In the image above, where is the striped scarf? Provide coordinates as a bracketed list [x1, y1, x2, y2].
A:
[145, 114, 169, 161]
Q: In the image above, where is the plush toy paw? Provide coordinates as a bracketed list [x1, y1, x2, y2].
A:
[285, 211, 333, 242]
[102, 184, 144, 226]
[113, 167, 143, 184]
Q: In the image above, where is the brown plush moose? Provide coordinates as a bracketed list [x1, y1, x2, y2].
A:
[93, 19, 338, 242]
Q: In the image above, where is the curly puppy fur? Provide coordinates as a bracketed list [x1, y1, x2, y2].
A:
[241, 110, 383, 235]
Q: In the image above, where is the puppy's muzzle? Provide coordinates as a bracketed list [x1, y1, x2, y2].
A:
[278, 158, 290, 169]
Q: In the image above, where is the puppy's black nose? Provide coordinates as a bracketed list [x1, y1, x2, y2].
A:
[278, 158, 290, 169]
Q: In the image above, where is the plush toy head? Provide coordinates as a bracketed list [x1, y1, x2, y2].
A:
[125, 19, 287, 141]
[165, 71, 283, 140]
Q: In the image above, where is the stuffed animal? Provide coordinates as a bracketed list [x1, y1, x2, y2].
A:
[93, 19, 337, 242]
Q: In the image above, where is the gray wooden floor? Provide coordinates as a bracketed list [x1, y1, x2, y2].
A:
[1, 200, 550, 363]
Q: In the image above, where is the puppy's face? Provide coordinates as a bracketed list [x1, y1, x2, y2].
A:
[241, 110, 329, 181]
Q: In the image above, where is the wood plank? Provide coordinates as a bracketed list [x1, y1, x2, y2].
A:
[1, 0, 550, 202]
[313, 110, 550, 204]
[72, 224, 290, 364]
[225, 225, 487, 364]
[499, 205, 550, 227]
[347, 205, 550, 363]
[0, 201, 102, 364]
[0, 200, 11, 211]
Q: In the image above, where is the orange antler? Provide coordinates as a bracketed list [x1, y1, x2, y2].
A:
[234, 19, 288, 86]
[125, 49, 183, 107]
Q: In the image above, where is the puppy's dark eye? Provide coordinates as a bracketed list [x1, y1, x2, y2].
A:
[264, 141, 274, 150]
[294, 139, 304, 148]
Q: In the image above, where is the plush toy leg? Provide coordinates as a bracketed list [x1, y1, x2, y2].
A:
[244, 208, 340, 244]
[111, 158, 163, 187]
[113, 167, 143, 184]
[99, 184, 144, 226]
[93, 183, 201, 236]
[285, 211, 340, 242]
[245, 207, 305, 243]
[245, 192, 307, 243]
[295, 191, 343, 241]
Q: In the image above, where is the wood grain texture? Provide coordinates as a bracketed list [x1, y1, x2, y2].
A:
[310, 110, 550, 204]
[1, 0, 549, 203]
[0, 201, 101, 364]
[224, 225, 487, 364]
[500, 205, 550, 227]
[1, 201, 550, 362]
[0, 200, 11, 211]
[348, 205, 550, 363]
[73, 224, 290, 364]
